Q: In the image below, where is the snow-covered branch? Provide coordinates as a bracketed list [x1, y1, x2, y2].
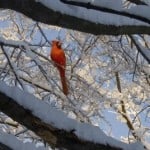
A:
[0, 0, 150, 35]
[129, 35, 150, 63]
[0, 81, 146, 150]
[0, 131, 47, 150]
[126, 0, 147, 5]
[60, 0, 150, 24]
[0, 143, 12, 150]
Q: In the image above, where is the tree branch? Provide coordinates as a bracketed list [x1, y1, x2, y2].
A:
[60, 0, 150, 24]
[0, 143, 12, 150]
[0, 0, 150, 35]
[0, 131, 47, 150]
[0, 87, 124, 150]
[127, 0, 147, 5]
[115, 72, 138, 139]
[129, 35, 150, 64]
[115, 72, 122, 93]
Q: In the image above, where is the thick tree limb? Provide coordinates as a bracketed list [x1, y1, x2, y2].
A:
[0, 90, 124, 150]
[0, 0, 150, 35]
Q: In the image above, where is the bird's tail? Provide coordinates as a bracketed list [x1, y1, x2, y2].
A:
[58, 67, 68, 95]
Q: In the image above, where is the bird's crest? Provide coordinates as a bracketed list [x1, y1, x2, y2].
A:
[52, 40, 62, 48]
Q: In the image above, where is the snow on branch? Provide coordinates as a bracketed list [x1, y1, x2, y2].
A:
[0, 81, 146, 150]
[126, 0, 147, 5]
[130, 35, 150, 63]
[0, 131, 47, 150]
[0, 37, 26, 49]
[0, 0, 150, 35]
[0, 143, 12, 150]
[60, 0, 150, 24]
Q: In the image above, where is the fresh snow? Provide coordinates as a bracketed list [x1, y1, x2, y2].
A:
[127, 5, 150, 20]
[35, 0, 150, 26]
[67, 0, 150, 20]
[68, 0, 122, 10]
[133, 36, 150, 60]
[0, 81, 146, 150]
[0, 131, 48, 150]
[141, 47, 150, 60]
[0, 36, 26, 47]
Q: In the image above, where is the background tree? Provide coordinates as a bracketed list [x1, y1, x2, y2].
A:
[0, 0, 150, 150]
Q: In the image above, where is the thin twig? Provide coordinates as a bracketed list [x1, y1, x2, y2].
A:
[1, 45, 25, 89]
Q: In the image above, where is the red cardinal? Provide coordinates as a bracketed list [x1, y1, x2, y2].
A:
[50, 40, 68, 95]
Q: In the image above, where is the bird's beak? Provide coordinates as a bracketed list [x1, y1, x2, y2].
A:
[51, 40, 54, 45]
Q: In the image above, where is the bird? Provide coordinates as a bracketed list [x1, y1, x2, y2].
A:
[50, 40, 68, 95]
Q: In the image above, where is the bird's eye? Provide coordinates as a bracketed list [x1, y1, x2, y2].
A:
[57, 42, 61, 48]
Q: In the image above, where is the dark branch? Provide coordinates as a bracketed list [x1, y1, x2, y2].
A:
[0, 0, 150, 35]
[127, 0, 147, 5]
[115, 72, 122, 93]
